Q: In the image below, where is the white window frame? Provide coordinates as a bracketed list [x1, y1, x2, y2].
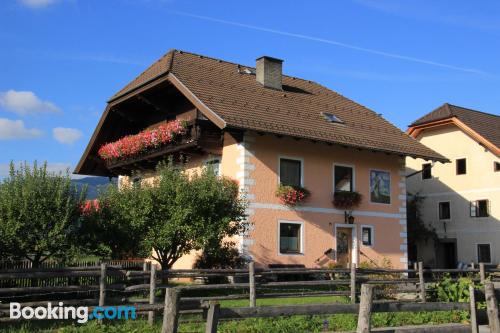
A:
[204, 156, 222, 176]
[437, 201, 451, 221]
[278, 156, 304, 187]
[333, 163, 356, 193]
[368, 169, 392, 205]
[278, 220, 304, 256]
[476, 243, 492, 264]
[360, 225, 375, 247]
[470, 199, 490, 218]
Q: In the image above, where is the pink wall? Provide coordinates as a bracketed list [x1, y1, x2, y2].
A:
[240, 133, 407, 269]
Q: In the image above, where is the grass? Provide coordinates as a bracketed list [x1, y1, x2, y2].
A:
[1, 311, 468, 333]
[0, 296, 469, 333]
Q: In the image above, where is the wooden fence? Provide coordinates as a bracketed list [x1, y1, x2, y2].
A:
[1, 262, 500, 332]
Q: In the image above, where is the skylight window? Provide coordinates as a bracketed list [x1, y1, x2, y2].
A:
[321, 112, 344, 124]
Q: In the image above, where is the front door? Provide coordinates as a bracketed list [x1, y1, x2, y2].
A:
[337, 227, 352, 267]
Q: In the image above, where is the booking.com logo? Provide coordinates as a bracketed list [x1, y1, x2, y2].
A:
[10, 302, 137, 323]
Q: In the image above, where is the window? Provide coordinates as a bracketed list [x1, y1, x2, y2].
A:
[456, 158, 467, 175]
[321, 112, 344, 124]
[361, 226, 374, 246]
[477, 244, 491, 263]
[205, 157, 221, 176]
[422, 163, 432, 180]
[279, 222, 302, 254]
[494, 162, 500, 172]
[470, 200, 489, 218]
[279, 158, 302, 187]
[438, 202, 451, 220]
[334, 165, 354, 192]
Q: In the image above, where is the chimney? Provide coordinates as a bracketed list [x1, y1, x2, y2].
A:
[256, 56, 283, 90]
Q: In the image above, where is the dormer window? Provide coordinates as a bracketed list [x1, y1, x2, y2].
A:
[321, 112, 344, 124]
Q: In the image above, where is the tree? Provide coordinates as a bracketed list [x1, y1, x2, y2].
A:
[92, 160, 248, 269]
[0, 162, 86, 267]
[407, 192, 438, 262]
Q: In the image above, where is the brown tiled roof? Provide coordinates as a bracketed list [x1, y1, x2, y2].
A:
[411, 103, 500, 149]
[79, 49, 447, 175]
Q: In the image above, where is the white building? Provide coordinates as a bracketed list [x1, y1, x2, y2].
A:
[406, 104, 500, 268]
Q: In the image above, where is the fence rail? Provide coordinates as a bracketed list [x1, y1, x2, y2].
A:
[1, 262, 500, 332]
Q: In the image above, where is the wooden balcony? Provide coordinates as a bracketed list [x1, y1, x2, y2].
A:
[105, 120, 222, 174]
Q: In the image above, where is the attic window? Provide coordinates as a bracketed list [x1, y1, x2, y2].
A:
[321, 112, 344, 124]
[241, 68, 256, 75]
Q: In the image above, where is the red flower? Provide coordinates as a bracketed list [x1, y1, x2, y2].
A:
[81, 199, 100, 216]
[98, 120, 187, 162]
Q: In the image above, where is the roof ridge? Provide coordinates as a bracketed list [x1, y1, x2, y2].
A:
[174, 49, 320, 85]
[447, 103, 500, 118]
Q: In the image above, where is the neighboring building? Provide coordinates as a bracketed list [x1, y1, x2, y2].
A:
[75, 49, 445, 269]
[406, 103, 500, 268]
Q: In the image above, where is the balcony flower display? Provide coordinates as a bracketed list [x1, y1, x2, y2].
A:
[332, 191, 362, 209]
[98, 120, 187, 162]
[276, 185, 310, 206]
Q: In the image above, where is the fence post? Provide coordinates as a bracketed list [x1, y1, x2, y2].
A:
[485, 282, 500, 333]
[356, 284, 374, 333]
[205, 301, 220, 333]
[350, 264, 356, 303]
[469, 285, 479, 333]
[148, 263, 157, 325]
[99, 263, 107, 307]
[161, 287, 180, 333]
[249, 261, 256, 307]
[480, 262, 486, 283]
[418, 262, 426, 303]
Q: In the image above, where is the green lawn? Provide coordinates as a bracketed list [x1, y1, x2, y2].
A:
[0, 295, 469, 333]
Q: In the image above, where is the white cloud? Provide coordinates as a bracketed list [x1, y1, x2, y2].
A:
[19, 0, 58, 9]
[0, 118, 43, 140]
[0, 90, 60, 116]
[52, 127, 82, 145]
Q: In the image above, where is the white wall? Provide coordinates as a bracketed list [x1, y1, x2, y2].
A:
[406, 124, 500, 266]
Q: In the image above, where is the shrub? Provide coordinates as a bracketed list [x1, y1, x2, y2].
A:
[434, 274, 477, 302]
[194, 242, 248, 284]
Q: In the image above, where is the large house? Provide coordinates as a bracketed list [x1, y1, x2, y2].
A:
[75, 49, 445, 269]
[406, 104, 500, 268]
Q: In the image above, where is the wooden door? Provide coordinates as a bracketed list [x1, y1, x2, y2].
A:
[336, 227, 352, 267]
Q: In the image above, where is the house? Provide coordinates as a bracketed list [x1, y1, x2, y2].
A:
[75, 49, 445, 269]
[406, 103, 500, 268]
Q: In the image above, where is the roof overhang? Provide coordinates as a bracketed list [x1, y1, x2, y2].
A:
[74, 72, 227, 176]
[407, 117, 500, 157]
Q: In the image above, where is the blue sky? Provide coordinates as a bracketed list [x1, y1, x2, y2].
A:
[1, 0, 499, 177]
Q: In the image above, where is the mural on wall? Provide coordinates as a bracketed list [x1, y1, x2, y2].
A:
[370, 170, 391, 204]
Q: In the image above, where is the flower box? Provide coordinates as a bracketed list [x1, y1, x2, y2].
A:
[276, 185, 310, 206]
[98, 120, 187, 162]
[332, 191, 362, 209]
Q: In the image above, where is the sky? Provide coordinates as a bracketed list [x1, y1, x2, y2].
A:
[0, 0, 499, 177]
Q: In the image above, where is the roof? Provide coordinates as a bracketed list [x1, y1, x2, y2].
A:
[410, 103, 500, 150]
[77, 49, 447, 175]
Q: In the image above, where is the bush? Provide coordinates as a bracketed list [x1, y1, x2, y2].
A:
[194, 242, 248, 284]
[434, 274, 477, 302]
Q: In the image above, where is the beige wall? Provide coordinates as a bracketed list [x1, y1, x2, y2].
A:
[406, 125, 500, 266]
